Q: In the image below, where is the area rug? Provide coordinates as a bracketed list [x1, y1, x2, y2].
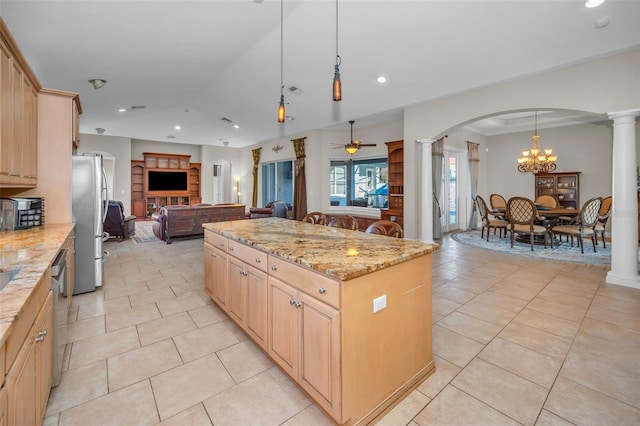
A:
[131, 221, 160, 244]
[450, 230, 638, 266]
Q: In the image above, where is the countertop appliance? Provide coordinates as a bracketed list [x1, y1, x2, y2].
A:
[0, 197, 44, 231]
[72, 153, 108, 294]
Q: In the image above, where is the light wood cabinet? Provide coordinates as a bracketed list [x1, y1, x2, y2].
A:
[6, 290, 53, 426]
[0, 28, 39, 187]
[22, 76, 38, 184]
[204, 243, 229, 309]
[0, 386, 7, 426]
[227, 240, 268, 350]
[268, 276, 341, 417]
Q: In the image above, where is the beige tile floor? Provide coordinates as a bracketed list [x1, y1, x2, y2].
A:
[43, 230, 640, 426]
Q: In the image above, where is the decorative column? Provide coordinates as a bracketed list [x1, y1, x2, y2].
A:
[606, 110, 640, 289]
[418, 139, 436, 244]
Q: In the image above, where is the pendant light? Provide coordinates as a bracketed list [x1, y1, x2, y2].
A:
[277, 0, 286, 123]
[332, 0, 342, 101]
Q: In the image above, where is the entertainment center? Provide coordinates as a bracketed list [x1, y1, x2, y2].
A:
[131, 152, 202, 218]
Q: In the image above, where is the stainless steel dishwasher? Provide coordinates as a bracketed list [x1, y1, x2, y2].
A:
[50, 248, 68, 387]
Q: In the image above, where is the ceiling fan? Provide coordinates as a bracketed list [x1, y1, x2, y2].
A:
[333, 120, 376, 155]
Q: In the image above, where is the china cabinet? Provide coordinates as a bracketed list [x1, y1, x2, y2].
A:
[534, 172, 580, 209]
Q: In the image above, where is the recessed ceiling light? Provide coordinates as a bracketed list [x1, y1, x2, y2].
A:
[118, 108, 126, 112]
[377, 76, 387, 83]
[233, 124, 240, 129]
[174, 125, 181, 130]
[585, 0, 606, 8]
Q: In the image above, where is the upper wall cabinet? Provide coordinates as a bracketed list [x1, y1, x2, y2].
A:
[0, 18, 41, 188]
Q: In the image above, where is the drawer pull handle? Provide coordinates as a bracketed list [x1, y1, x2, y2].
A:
[35, 336, 45, 342]
[294, 302, 302, 309]
[289, 298, 295, 305]
[230, 247, 235, 251]
[255, 258, 261, 263]
[38, 330, 47, 336]
[210, 252, 216, 257]
[318, 287, 326, 294]
[271, 265, 278, 271]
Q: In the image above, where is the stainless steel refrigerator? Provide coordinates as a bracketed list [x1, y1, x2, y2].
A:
[72, 153, 109, 294]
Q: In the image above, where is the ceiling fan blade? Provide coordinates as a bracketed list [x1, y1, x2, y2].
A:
[358, 144, 377, 147]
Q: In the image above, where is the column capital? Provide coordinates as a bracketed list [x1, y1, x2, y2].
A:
[417, 138, 437, 145]
[608, 109, 640, 120]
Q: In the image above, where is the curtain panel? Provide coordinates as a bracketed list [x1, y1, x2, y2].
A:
[432, 138, 444, 239]
[467, 141, 480, 230]
[292, 137, 308, 220]
[251, 148, 261, 208]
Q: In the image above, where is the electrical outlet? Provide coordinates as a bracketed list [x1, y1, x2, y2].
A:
[373, 294, 387, 313]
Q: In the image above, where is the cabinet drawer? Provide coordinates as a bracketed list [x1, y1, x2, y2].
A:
[228, 241, 268, 272]
[268, 256, 340, 308]
[205, 231, 228, 252]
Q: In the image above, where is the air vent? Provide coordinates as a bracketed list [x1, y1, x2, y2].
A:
[288, 86, 302, 95]
[131, 105, 146, 110]
[221, 117, 233, 123]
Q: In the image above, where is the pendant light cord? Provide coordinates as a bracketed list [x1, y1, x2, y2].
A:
[335, 0, 340, 66]
[280, 0, 284, 95]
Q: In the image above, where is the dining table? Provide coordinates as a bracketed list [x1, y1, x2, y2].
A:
[493, 205, 581, 246]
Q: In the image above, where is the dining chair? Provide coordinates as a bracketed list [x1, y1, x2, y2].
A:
[302, 211, 327, 225]
[534, 195, 560, 208]
[327, 215, 359, 231]
[365, 220, 403, 238]
[551, 197, 602, 253]
[489, 193, 508, 220]
[594, 196, 612, 248]
[475, 195, 509, 241]
[506, 196, 551, 251]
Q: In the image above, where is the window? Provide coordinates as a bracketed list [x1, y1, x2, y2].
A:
[329, 158, 388, 208]
[262, 160, 293, 207]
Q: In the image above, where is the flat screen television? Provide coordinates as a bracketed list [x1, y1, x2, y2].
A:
[147, 170, 188, 192]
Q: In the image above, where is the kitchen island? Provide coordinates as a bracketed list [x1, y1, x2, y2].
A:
[203, 218, 438, 425]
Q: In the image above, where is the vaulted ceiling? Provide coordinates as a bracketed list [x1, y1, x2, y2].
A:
[1, 0, 638, 147]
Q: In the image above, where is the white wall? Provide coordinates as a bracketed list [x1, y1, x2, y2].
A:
[485, 122, 613, 203]
[79, 134, 132, 215]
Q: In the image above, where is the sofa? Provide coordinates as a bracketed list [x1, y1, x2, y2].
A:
[152, 203, 245, 243]
[249, 200, 289, 219]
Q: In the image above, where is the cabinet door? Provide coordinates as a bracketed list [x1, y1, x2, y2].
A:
[36, 293, 53, 420]
[204, 244, 228, 310]
[298, 292, 341, 417]
[227, 256, 247, 326]
[6, 325, 38, 426]
[0, 41, 14, 183]
[0, 386, 7, 426]
[268, 277, 298, 378]
[21, 77, 37, 184]
[245, 264, 268, 350]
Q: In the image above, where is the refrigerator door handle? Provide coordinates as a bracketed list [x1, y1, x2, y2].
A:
[101, 170, 109, 224]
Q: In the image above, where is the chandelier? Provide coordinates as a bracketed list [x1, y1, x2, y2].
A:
[517, 111, 558, 173]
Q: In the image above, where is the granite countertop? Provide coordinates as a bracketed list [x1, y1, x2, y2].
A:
[0, 223, 74, 346]
[203, 218, 439, 281]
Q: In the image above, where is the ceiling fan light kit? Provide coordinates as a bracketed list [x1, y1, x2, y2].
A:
[338, 120, 376, 155]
